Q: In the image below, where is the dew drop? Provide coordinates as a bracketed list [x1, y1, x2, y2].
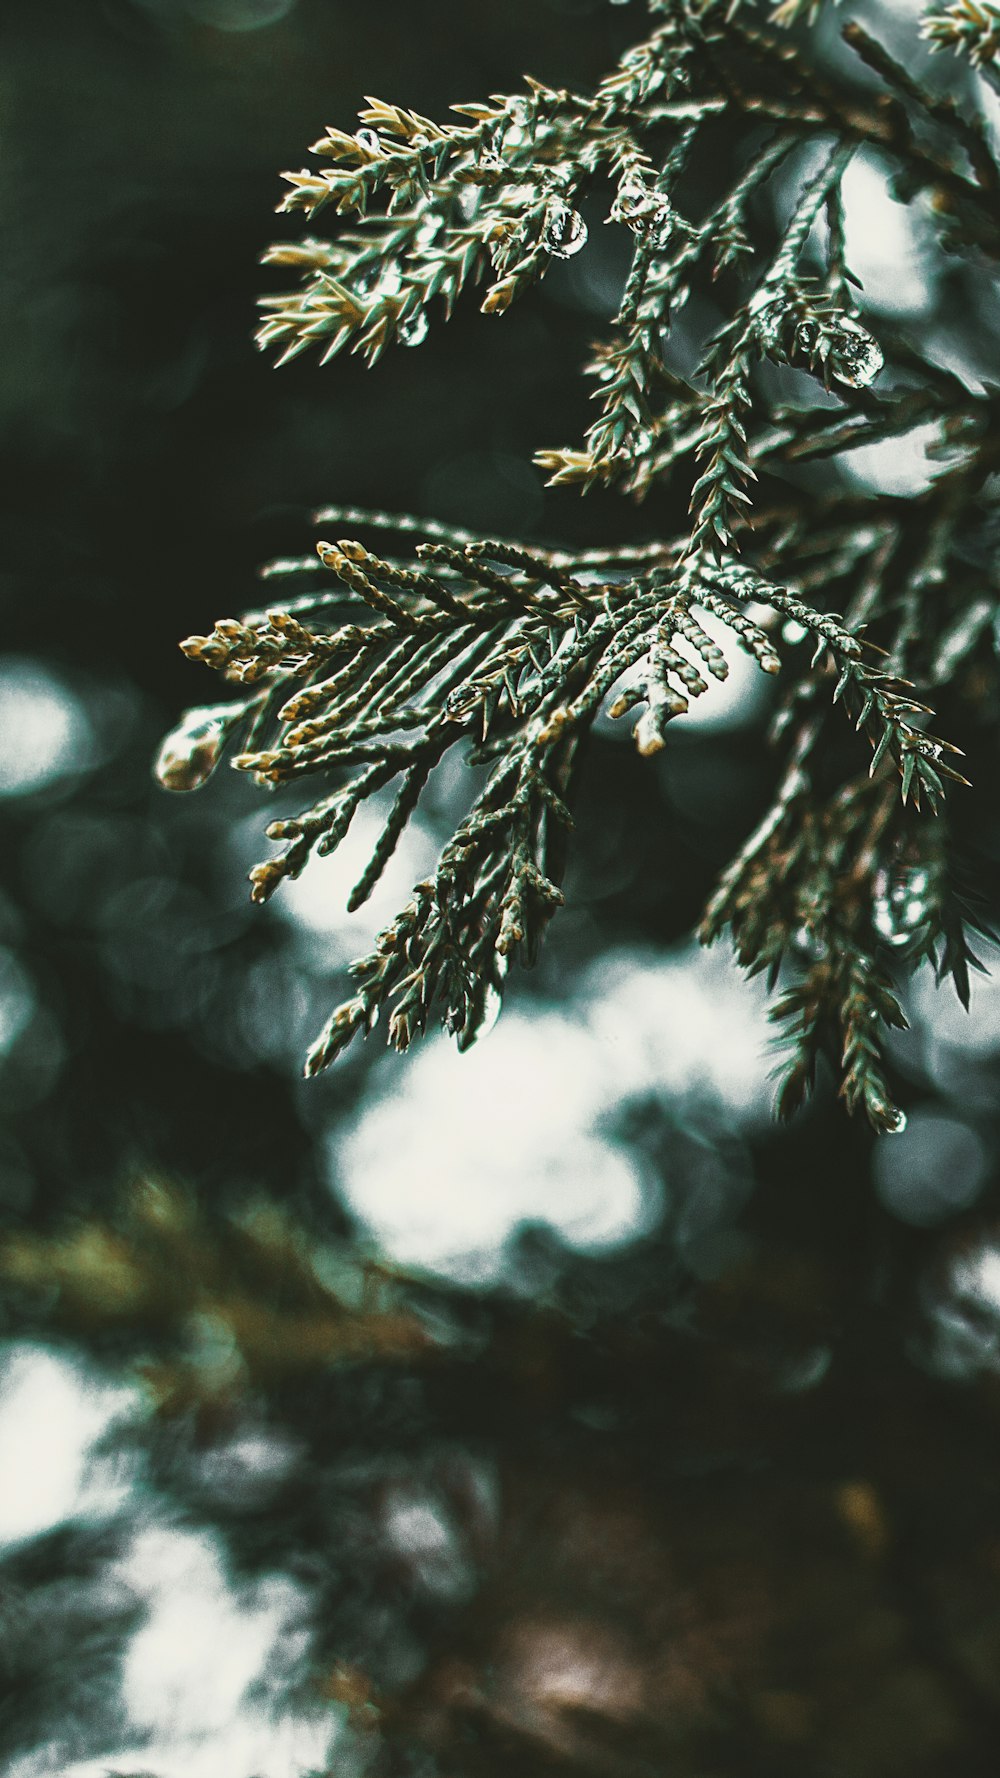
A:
[477, 132, 507, 176]
[357, 261, 403, 302]
[355, 128, 381, 155]
[609, 178, 673, 243]
[747, 290, 786, 353]
[376, 263, 403, 298]
[455, 978, 505, 1050]
[541, 197, 588, 260]
[829, 315, 883, 389]
[616, 425, 653, 467]
[883, 1107, 907, 1135]
[872, 865, 930, 948]
[398, 308, 429, 348]
[793, 317, 820, 359]
[154, 706, 234, 792]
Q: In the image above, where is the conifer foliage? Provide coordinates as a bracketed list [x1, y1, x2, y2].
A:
[159, 0, 1000, 1131]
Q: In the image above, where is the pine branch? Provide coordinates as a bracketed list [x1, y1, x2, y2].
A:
[157, 0, 1000, 1128]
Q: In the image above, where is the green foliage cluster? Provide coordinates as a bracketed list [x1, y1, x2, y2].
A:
[160, 0, 1000, 1131]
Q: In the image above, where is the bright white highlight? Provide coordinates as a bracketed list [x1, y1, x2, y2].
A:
[270, 800, 437, 959]
[928, 1242, 1000, 1380]
[119, 1527, 312, 1737]
[842, 421, 942, 497]
[584, 944, 772, 1115]
[909, 938, 1000, 1059]
[0, 661, 92, 797]
[332, 942, 771, 1280]
[335, 1009, 649, 1280]
[1, 1465, 337, 1778]
[952, 1244, 1000, 1319]
[0, 1344, 134, 1547]
[14, 1709, 336, 1778]
[840, 153, 932, 317]
[898, 939, 1000, 1106]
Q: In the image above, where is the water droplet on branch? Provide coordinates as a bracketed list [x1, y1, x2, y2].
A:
[872, 864, 931, 947]
[541, 197, 588, 260]
[609, 178, 673, 243]
[154, 707, 236, 792]
[748, 291, 786, 353]
[398, 309, 429, 347]
[829, 315, 883, 389]
[476, 132, 507, 176]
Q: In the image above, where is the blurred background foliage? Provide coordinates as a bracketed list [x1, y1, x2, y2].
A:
[5, 0, 1000, 1773]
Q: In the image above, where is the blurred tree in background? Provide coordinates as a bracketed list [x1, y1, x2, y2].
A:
[6, 2, 1000, 1775]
